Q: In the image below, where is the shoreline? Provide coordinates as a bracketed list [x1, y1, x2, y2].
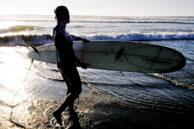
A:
[2, 85, 194, 129]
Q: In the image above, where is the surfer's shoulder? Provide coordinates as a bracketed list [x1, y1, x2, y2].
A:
[53, 25, 65, 36]
[53, 25, 60, 32]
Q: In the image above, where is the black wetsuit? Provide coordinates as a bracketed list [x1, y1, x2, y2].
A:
[53, 23, 82, 111]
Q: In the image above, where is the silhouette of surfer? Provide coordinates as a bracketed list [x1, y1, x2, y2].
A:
[53, 6, 89, 127]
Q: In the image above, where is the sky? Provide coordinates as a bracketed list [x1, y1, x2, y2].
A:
[0, 0, 194, 16]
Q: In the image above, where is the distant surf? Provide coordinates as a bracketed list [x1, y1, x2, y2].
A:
[0, 25, 35, 34]
[71, 20, 194, 25]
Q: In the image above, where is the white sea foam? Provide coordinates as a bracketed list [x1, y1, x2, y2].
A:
[88, 32, 194, 41]
[1, 32, 194, 45]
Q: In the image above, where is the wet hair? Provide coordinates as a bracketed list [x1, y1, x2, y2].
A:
[54, 6, 69, 21]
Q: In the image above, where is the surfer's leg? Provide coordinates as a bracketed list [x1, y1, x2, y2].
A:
[58, 67, 72, 95]
[53, 67, 82, 124]
[53, 67, 72, 125]
[55, 67, 82, 113]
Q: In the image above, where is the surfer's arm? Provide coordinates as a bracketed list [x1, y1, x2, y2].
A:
[73, 55, 88, 69]
[65, 41, 88, 69]
[71, 35, 89, 42]
[71, 46, 88, 69]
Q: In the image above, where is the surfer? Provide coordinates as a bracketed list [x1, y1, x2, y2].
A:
[53, 6, 89, 126]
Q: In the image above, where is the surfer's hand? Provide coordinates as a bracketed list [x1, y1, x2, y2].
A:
[80, 62, 88, 69]
[82, 38, 90, 43]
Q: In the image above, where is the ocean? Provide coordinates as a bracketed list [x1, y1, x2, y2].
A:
[0, 15, 194, 128]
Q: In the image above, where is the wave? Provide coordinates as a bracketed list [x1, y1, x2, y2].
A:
[73, 20, 194, 25]
[0, 33, 194, 45]
[0, 25, 35, 34]
[0, 34, 52, 45]
[89, 33, 194, 41]
[88, 19, 194, 25]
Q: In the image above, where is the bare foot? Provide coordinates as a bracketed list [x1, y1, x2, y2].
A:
[53, 111, 62, 126]
[69, 110, 79, 121]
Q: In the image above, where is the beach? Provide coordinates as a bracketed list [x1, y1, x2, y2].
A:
[0, 46, 194, 129]
[1, 88, 193, 129]
[0, 15, 194, 128]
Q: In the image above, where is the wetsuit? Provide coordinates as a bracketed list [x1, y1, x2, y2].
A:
[53, 23, 82, 111]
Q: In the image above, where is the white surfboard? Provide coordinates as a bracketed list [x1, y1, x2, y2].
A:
[27, 40, 186, 73]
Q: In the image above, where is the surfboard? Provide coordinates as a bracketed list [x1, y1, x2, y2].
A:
[27, 40, 186, 73]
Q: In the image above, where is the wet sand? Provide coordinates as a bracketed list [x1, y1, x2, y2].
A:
[1, 87, 194, 129]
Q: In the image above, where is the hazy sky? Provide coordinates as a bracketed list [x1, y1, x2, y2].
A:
[0, 0, 194, 16]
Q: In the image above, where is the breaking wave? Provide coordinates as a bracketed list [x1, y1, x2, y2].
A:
[89, 33, 194, 41]
[0, 34, 52, 45]
[0, 32, 194, 45]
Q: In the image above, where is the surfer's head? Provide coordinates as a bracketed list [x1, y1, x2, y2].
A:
[54, 6, 70, 23]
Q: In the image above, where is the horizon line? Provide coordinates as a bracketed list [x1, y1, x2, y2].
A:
[0, 14, 194, 17]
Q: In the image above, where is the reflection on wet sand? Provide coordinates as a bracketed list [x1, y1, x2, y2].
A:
[0, 47, 29, 105]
